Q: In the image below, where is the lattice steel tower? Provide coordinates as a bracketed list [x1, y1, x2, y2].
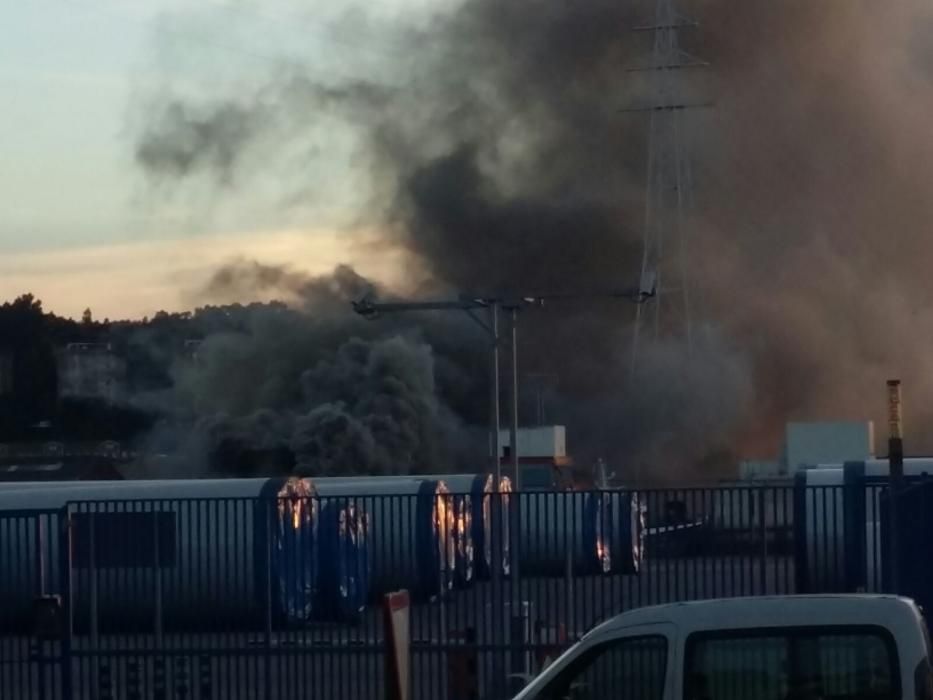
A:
[628, 0, 709, 374]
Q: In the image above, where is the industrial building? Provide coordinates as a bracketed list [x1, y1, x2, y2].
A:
[56, 342, 126, 404]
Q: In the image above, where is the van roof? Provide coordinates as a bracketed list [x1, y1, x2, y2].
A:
[585, 595, 921, 639]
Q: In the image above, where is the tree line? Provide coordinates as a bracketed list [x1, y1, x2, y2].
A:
[0, 293, 277, 444]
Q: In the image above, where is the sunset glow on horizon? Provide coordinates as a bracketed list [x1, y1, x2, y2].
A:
[0, 228, 410, 320]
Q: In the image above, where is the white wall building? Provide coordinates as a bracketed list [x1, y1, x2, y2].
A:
[740, 421, 875, 481]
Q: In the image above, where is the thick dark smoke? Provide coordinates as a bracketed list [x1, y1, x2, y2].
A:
[132, 264, 488, 477]
[293, 335, 453, 475]
[132, 1, 933, 481]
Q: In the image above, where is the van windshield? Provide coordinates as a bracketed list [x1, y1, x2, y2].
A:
[684, 626, 899, 700]
[529, 635, 668, 700]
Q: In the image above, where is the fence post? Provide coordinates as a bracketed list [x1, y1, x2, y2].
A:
[88, 508, 98, 644]
[126, 658, 141, 700]
[759, 488, 767, 594]
[265, 498, 274, 700]
[153, 504, 166, 700]
[153, 504, 164, 646]
[198, 654, 212, 700]
[174, 655, 190, 700]
[59, 508, 73, 700]
[98, 660, 113, 700]
[153, 657, 166, 700]
[488, 489, 505, 698]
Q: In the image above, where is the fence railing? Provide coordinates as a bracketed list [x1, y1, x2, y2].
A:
[0, 483, 898, 700]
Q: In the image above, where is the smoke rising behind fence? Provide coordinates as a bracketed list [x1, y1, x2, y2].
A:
[130, 1, 933, 480]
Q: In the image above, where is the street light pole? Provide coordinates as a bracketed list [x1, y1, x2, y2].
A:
[509, 306, 520, 491]
[507, 303, 523, 667]
[352, 284, 656, 488]
[352, 283, 655, 696]
[490, 303, 501, 485]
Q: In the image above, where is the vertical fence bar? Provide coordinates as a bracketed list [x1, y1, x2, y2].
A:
[218, 498, 228, 700]
[726, 488, 734, 597]
[759, 488, 767, 595]
[60, 508, 73, 700]
[153, 503, 163, 649]
[264, 497, 274, 700]
[154, 656, 166, 700]
[127, 657, 141, 700]
[1, 518, 5, 700]
[781, 486, 789, 593]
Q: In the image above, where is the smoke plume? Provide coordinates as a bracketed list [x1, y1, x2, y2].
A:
[132, 0, 933, 481]
[130, 263, 487, 477]
[136, 102, 261, 186]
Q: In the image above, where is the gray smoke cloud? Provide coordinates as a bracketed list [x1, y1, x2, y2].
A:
[136, 102, 261, 185]
[132, 0, 933, 481]
[201, 260, 377, 310]
[293, 335, 453, 475]
[291, 405, 376, 476]
[132, 264, 486, 477]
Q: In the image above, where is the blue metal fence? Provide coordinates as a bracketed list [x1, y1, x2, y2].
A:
[0, 482, 902, 700]
[0, 509, 65, 700]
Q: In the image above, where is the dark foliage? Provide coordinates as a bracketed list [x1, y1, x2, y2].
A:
[0, 293, 245, 444]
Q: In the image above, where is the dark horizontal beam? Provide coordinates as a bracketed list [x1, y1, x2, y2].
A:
[620, 101, 714, 113]
[633, 21, 698, 32]
[352, 287, 655, 319]
[351, 299, 485, 317]
[625, 60, 709, 72]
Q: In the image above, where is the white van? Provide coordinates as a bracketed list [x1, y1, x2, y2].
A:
[513, 595, 932, 700]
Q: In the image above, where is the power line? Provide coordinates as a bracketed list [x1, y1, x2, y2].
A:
[626, 0, 713, 375]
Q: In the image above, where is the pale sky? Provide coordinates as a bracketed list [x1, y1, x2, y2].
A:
[0, 0, 447, 319]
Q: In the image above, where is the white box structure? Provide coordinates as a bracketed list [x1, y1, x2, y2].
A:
[782, 421, 875, 472]
[498, 426, 566, 459]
